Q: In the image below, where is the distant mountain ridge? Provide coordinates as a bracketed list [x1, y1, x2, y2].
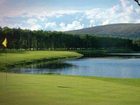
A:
[67, 23, 140, 39]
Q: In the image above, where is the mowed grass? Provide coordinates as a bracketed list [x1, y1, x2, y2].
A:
[0, 51, 140, 105]
[0, 51, 82, 70]
[0, 73, 140, 105]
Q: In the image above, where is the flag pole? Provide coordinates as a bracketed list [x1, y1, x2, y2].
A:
[2, 38, 8, 81]
[5, 46, 7, 81]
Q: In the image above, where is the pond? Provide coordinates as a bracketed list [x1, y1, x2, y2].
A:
[11, 57, 140, 78]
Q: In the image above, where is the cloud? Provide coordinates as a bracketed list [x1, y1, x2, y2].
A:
[45, 22, 57, 30]
[27, 19, 37, 25]
[85, 0, 140, 26]
[0, 0, 140, 31]
[59, 21, 84, 31]
[26, 18, 41, 30]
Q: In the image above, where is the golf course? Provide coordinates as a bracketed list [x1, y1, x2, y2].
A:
[0, 51, 140, 105]
[0, 0, 140, 104]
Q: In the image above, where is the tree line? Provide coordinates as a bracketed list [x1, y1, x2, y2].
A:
[0, 27, 140, 51]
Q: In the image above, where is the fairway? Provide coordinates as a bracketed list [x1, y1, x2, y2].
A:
[0, 73, 140, 105]
[0, 51, 82, 70]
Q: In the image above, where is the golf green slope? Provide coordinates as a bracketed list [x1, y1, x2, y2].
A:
[0, 73, 140, 105]
[0, 51, 82, 70]
[0, 51, 140, 105]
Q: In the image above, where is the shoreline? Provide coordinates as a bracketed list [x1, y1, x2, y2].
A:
[0, 51, 82, 71]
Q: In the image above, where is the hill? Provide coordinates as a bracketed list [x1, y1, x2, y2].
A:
[67, 23, 140, 39]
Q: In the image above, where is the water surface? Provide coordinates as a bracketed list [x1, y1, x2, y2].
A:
[12, 57, 140, 78]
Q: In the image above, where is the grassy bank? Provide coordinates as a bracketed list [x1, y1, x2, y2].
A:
[0, 51, 82, 70]
[0, 73, 140, 105]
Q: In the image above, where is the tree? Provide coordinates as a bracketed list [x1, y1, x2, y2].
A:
[0, 27, 139, 51]
[134, 0, 140, 6]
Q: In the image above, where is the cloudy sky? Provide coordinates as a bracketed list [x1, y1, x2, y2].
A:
[0, 0, 140, 31]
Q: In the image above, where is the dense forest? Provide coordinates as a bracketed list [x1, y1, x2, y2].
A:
[0, 27, 140, 51]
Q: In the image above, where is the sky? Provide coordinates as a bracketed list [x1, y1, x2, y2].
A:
[0, 0, 140, 31]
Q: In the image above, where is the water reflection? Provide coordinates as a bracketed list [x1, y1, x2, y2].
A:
[12, 61, 77, 74]
[27, 61, 76, 69]
[11, 58, 140, 78]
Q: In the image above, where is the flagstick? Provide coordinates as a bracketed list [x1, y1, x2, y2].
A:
[2, 38, 8, 86]
[5, 49, 7, 81]
[3, 47, 8, 89]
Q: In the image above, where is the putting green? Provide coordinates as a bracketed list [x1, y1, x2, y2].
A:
[0, 73, 140, 105]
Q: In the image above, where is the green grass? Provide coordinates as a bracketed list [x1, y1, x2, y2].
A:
[0, 51, 140, 105]
[0, 73, 140, 105]
[0, 51, 82, 70]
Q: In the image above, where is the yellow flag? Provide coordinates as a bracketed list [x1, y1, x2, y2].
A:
[2, 38, 7, 48]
